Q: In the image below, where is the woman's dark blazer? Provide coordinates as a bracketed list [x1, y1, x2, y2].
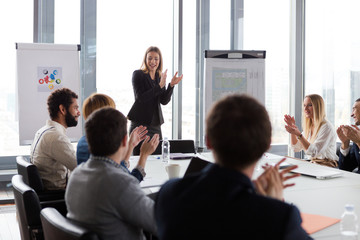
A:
[128, 70, 174, 125]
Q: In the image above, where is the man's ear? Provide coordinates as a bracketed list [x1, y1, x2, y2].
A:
[59, 104, 66, 116]
[205, 135, 213, 149]
[122, 134, 128, 147]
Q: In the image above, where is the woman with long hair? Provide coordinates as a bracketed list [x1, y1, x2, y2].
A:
[284, 94, 338, 167]
[77, 93, 148, 182]
[128, 46, 183, 154]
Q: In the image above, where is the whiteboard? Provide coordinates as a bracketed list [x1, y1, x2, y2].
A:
[204, 55, 265, 116]
[16, 43, 82, 145]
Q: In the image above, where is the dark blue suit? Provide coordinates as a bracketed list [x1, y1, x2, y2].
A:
[155, 164, 311, 240]
[339, 143, 360, 173]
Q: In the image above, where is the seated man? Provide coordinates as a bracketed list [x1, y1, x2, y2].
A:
[337, 98, 360, 173]
[155, 94, 310, 240]
[30, 88, 80, 190]
[65, 107, 159, 239]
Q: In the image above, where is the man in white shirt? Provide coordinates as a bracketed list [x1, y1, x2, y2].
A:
[337, 98, 360, 173]
[30, 88, 80, 190]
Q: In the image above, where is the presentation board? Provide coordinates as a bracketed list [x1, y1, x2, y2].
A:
[16, 43, 81, 145]
[204, 50, 266, 116]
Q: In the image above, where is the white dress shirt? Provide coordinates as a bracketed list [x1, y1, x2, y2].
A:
[30, 120, 77, 190]
[291, 119, 339, 161]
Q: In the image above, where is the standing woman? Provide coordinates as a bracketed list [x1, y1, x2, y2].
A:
[128, 46, 183, 155]
[284, 94, 338, 167]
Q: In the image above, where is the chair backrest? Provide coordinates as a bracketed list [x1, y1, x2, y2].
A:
[16, 156, 44, 192]
[12, 174, 43, 240]
[152, 139, 196, 155]
[40, 208, 99, 240]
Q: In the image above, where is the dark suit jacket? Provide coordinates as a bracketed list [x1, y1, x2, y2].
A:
[155, 164, 311, 240]
[128, 70, 174, 125]
[339, 143, 360, 173]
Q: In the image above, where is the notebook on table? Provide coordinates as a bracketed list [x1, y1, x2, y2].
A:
[290, 163, 343, 180]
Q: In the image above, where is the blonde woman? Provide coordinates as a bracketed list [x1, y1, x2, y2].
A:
[284, 94, 338, 167]
[128, 46, 183, 154]
[77, 93, 148, 182]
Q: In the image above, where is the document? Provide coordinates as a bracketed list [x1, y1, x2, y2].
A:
[301, 213, 340, 234]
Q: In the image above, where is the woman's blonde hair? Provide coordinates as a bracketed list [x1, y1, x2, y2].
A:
[302, 94, 326, 143]
[82, 93, 116, 120]
[140, 46, 163, 77]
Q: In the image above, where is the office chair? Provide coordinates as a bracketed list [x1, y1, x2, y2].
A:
[12, 174, 67, 240]
[40, 207, 99, 240]
[12, 174, 44, 240]
[16, 156, 65, 202]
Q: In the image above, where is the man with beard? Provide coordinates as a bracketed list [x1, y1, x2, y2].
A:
[337, 98, 360, 173]
[30, 88, 80, 190]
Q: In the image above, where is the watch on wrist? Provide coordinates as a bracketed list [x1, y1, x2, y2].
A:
[297, 134, 302, 140]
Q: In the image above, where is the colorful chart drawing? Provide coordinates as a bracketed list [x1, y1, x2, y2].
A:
[37, 67, 63, 92]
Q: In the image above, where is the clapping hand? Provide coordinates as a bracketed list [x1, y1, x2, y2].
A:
[160, 69, 167, 88]
[342, 125, 360, 147]
[170, 71, 183, 87]
[254, 158, 300, 200]
[284, 114, 301, 136]
[129, 125, 148, 149]
[140, 134, 160, 157]
[337, 125, 350, 148]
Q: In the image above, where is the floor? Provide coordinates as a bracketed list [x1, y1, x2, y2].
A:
[0, 181, 21, 240]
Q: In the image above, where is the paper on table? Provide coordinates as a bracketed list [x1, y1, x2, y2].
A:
[301, 213, 340, 234]
[140, 177, 166, 189]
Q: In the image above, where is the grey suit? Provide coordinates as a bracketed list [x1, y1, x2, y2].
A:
[65, 155, 156, 240]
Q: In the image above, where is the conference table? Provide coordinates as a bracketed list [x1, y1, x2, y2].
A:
[129, 152, 360, 239]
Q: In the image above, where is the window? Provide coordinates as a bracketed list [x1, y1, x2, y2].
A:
[54, 0, 80, 44]
[210, 0, 231, 50]
[0, 1, 33, 156]
[182, 1, 196, 140]
[97, 0, 173, 138]
[305, 0, 360, 128]
[244, 0, 290, 144]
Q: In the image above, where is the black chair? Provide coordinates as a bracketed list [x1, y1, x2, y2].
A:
[16, 156, 65, 202]
[12, 174, 67, 240]
[12, 174, 44, 240]
[40, 207, 99, 240]
[152, 139, 196, 155]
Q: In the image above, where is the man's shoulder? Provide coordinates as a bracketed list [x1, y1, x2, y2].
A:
[74, 159, 138, 185]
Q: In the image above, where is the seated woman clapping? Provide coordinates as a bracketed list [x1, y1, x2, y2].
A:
[284, 94, 338, 167]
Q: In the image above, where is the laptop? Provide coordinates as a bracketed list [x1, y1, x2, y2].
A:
[184, 157, 212, 177]
[290, 163, 343, 180]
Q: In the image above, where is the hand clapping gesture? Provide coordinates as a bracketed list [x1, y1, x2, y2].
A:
[253, 158, 300, 200]
[140, 134, 160, 157]
[337, 125, 350, 149]
[342, 125, 360, 147]
[284, 114, 301, 136]
[159, 69, 168, 88]
[170, 71, 183, 87]
[129, 125, 148, 149]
